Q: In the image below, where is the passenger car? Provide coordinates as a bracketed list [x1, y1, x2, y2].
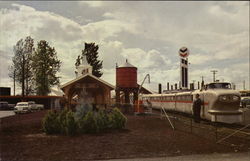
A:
[14, 102, 32, 114]
[28, 101, 44, 110]
[0, 101, 9, 110]
[241, 98, 250, 109]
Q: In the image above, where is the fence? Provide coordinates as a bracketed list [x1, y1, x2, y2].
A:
[159, 108, 250, 146]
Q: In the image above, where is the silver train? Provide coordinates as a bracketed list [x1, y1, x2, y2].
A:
[141, 82, 242, 123]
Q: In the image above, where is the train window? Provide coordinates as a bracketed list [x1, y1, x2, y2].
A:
[208, 83, 232, 89]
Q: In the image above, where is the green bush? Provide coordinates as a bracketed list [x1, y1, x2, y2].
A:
[42, 110, 60, 134]
[109, 108, 127, 129]
[58, 109, 68, 134]
[65, 111, 77, 136]
[42, 107, 127, 136]
[78, 111, 98, 134]
[96, 110, 110, 131]
[74, 103, 92, 121]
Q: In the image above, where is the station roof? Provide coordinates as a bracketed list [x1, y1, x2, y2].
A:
[60, 73, 115, 90]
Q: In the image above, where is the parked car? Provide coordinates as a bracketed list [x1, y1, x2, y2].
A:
[0, 101, 9, 110]
[14, 102, 32, 114]
[8, 104, 15, 110]
[28, 101, 44, 110]
[241, 98, 250, 109]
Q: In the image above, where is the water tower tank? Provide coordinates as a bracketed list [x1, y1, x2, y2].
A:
[116, 60, 137, 88]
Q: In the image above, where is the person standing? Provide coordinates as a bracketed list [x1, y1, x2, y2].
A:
[193, 94, 202, 123]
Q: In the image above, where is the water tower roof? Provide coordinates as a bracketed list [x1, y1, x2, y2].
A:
[119, 59, 136, 68]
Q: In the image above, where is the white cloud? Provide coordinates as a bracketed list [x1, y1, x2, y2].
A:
[80, 1, 104, 8]
[0, 1, 249, 93]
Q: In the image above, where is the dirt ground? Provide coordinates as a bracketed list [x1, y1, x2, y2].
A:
[0, 110, 249, 161]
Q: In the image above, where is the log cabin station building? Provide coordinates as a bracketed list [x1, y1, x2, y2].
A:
[60, 55, 115, 110]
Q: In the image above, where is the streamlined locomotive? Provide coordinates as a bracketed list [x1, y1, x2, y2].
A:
[141, 82, 242, 123]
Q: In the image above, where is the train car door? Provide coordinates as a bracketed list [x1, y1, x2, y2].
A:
[200, 92, 205, 118]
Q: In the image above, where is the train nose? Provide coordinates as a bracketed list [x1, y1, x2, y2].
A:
[209, 94, 242, 123]
[219, 95, 240, 102]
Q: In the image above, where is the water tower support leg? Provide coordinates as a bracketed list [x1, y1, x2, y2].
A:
[115, 90, 120, 108]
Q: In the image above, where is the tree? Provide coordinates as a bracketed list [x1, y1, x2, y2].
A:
[75, 55, 81, 67]
[75, 42, 103, 78]
[9, 36, 35, 96]
[32, 40, 61, 95]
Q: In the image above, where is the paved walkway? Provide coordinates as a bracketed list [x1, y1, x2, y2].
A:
[0, 111, 15, 119]
[107, 152, 250, 161]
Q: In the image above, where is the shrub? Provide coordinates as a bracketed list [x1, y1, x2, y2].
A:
[42, 110, 60, 134]
[74, 103, 92, 121]
[96, 110, 110, 131]
[58, 109, 68, 134]
[78, 111, 98, 134]
[109, 108, 127, 129]
[65, 111, 77, 136]
[42, 107, 127, 136]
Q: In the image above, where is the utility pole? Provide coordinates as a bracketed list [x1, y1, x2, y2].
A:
[211, 70, 218, 82]
[243, 80, 245, 90]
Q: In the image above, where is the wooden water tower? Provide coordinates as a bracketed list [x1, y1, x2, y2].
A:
[116, 59, 138, 107]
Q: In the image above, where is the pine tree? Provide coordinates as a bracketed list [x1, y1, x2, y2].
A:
[9, 36, 35, 96]
[75, 42, 103, 78]
[75, 55, 81, 67]
[32, 40, 61, 95]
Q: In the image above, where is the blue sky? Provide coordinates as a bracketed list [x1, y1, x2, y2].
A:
[0, 1, 249, 94]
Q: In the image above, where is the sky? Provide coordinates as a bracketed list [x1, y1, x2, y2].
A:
[0, 1, 249, 94]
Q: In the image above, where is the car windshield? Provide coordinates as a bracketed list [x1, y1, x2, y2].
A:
[17, 104, 28, 106]
[208, 83, 231, 89]
[243, 99, 250, 104]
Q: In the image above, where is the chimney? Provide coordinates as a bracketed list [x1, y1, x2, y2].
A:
[158, 83, 162, 94]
